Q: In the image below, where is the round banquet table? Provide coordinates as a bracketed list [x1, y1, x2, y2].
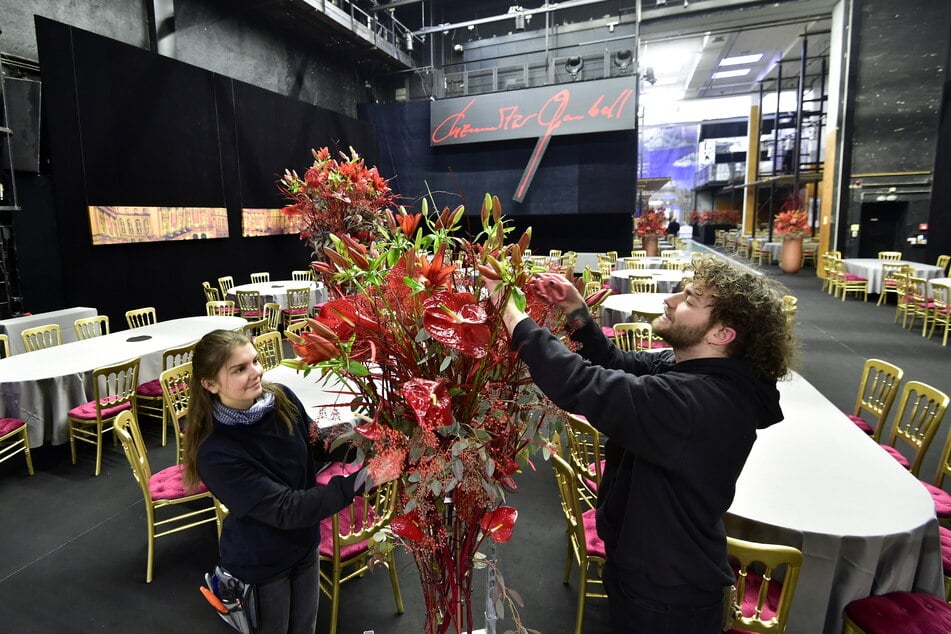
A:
[0, 315, 246, 447]
[725, 372, 944, 634]
[601, 293, 668, 327]
[841, 258, 946, 294]
[227, 280, 327, 311]
[928, 277, 951, 297]
[264, 364, 358, 429]
[609, 269, 686, 294]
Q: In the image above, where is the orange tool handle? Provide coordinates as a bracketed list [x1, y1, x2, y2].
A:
[200, 585, 229, 614]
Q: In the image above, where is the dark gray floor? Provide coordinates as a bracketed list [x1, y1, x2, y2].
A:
[1, 253, 948, 634]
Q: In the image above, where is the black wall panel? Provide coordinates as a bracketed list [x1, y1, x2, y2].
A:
[34, 16, 378, 321]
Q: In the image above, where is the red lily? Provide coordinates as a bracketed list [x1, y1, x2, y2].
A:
[479, 506, 517, 543]
[403, 245, 456, 292]
[289, 331, 341, 364]
[422, 292, 491, 358]
[394, 211, 422, 238]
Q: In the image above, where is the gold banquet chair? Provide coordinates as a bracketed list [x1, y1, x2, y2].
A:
[74, 315, 110, 340]
[249, 271, 270, 283]
[877, 251, 902, 261]
[318, 480, 403, 634]
[284, 320, 312, 338]
[137, 342, 197, 450]
[217, 275, 235, 298]
[205, 300, 236, 317]
[21, 323, 61, 351]
[878, 380, 950, 476]
[725, 536, 803, 634]
[253, 331, 284, 371]
[564, 413, 603, 504]
[291, 269, 313, 282]
[282, 287, 312, 328]
[845, 358, 904, 440]
[114, 410, 222, 583]
[160, 362, 192, 464]
[550, 448, 607, 634]
[832, 261, 868, 302]
[68, 357, 140, 476]
[613, 322, 654, 352]
[926, 281, 951, 346]
[235, 290, 263, 320]
[876, 262, 910, 306]
[242, 318, 269, 340]
[0, 415, 34, 475]
[263, 302, 282, 333]
[202, 281, 221, 303]
[629, 276, 658, 294]
[125, 306, 157, 329]
[0, 333, 10, 358]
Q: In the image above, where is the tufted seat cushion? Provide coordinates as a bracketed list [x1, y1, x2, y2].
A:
[880, 444, 910, 469]
[135, 379, 162, 397]
[282, 308, 309, 315]
[318, 496, 373, 560]
[846, 413, 875, 435]
[316, 461, 361, 486]
[68, 399, 132, 420]
[844, 273, 867, 281]
[844, 592, 951, 633]
[725, 566, 783, 632]
[581, 509, 606, 558]
[149, 464, 208, 500]
[922, 482, 951, 519]
[0, 417, 26, 436]
[940, 527, 951, 576]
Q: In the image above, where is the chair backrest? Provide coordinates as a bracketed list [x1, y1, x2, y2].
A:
[285, 287, 311, 313]
[163, 341, 196, 372]
[21, 324, 62, 352]
[160, 362, 192, 463]
[852, 358, 904, 441]
[253, 331, 284, 371]
[613, 322, 653, 352]
[582, 281, 602, 298]
[630, 249, 647, 259]
[217, 275, 235, 297]
[326, 479, 398, 556]
[629, 276, 657, 294]
[242, 317, 269, 339]
[91, 357, 141, 421]
[550, 449, 602, 566]
[202, 281, 221, 303]
[263, 302, 282, 332]
[206, 300, 235, 316]
[250, 272, 270, 283]
[125, 307, 157, 329]
[74, 315, 110, 340]
[877, 251, 902, 261]
[285, 320, 312, 338]
[880, 261, 907, 286]
[114, 410, 153, 492]
[291, 270, 313, 282]
[563, 414, 602, 503]
[0, 333, 9, 358]
[937, 254, 950, 274]
[726, 536, 803, 634]
[598, 261, 613, 279]
[886, 380, 951, 476]
[235, 290, 263, 318]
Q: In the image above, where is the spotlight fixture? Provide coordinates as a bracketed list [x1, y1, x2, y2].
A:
[613, 49, 633, 70]
[565, 56, 584, 79]
[453, 43, 464, 53]
[405, 32, 414, 51]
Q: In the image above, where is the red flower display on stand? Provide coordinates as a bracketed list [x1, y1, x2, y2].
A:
[773, 209, 810, 237]
[282, 165, 566, 632]
[635, 209, 667, 236]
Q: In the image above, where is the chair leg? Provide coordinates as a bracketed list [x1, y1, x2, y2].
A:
[575, 563, 587, 634]
[146, 506, 156, 583]
[94, 422, 104, 477]
[328, 565, 342, 634]
[23, 429, 34, 476]
[563, 534, 574, 584]
[387, 551, 404, 614]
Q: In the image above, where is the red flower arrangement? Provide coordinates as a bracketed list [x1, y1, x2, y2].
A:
[635, 210, 667, 236]
[278, 147, 395, 258]
[773, 209, 810, 237]
[282, 180, 598, 632]
[696, 209, 741, 225]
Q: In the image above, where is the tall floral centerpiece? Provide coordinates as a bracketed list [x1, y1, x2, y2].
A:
[774, 209, 810, 274]
[279, 147, 395, 260]
[281, 154, 586, 633]
[635, 209, 667, 256]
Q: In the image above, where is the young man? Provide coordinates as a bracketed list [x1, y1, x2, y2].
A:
[487, 256, 795, 633]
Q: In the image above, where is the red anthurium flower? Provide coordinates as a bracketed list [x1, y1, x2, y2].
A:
[390, 510, 425, 542]
[354, 418, 382, 440]
[422, 292, 490, 358]
[479, 506, 517, 543]
[401, 378, 452, 431]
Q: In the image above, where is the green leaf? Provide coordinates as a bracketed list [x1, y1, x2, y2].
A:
[346, 360, 370, 376]
[512, 286, 527, 312]
[439, 355, 452, 372]
[495, 599, 505, 620]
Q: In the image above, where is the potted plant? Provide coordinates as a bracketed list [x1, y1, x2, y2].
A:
[773, 209, 810, 274]
[635, 210, 667, 256]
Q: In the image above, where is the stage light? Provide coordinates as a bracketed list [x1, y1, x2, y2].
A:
[565, 56, 584, 79]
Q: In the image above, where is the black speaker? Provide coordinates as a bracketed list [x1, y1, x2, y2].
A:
[3, 77, 42, 173]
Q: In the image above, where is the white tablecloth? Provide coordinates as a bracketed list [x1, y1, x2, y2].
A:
[609, 270, 685, 294]
[842, 259, 946, 294]
[927, 277, 951, 298]
[0, 307, 98, 356]
[725, 372, 944, 634]
[601, 293, 668, 327]
[264, 364, 357, 428]
[0, 316, 246, 447]
[227, 280, 327, 311]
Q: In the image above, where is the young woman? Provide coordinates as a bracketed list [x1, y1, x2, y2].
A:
[182, 329, 370, 634]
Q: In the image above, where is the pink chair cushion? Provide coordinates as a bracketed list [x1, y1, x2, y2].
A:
[282, 308, 309, 315]
[922, 481, 951, 518]
[726, 566, 783, 631]
[135, 379, 163, 397]
[68, 399, 132, 420]
[318, 496, 373, 560]
[881, 444, 911, 469]
[844, 592, 951, 633]
[844, 273, 868, 281]
[601, 327, 614, 338]
[0, 417, 26, 436]
[315, 461, 361, 486]
[581, 508, 606, 558]
[149, 464, 208, 500]
[242, 310, 262, 317]
[581, 459, 606, 493]
[313, 302, 327, 315]
[846, 413, 875, 435]
[940, 526, 951, 576]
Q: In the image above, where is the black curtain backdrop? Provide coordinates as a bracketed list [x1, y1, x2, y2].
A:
[34, 16, 377, 321]
[927, 79, 951, 263]
[359, 100, 635, 254]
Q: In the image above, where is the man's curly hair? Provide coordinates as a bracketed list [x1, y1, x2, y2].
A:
[690, 255, 797, 381]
